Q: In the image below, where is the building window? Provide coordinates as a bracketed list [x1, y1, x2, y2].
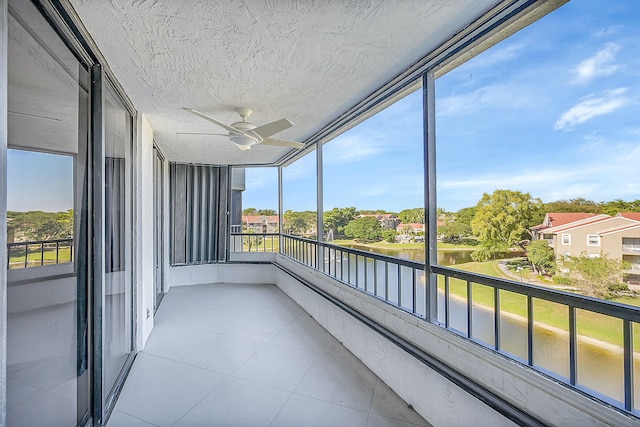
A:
[587, 235, 600, 246]
[562, 234, 571, 245]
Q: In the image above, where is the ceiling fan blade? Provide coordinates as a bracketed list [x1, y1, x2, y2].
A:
[182, 108, 244, 136]
[251, 118, 294, 139]
[176, 132, 228, 136]
[235, 144, 252, 151]
[260, 138, 304, 149]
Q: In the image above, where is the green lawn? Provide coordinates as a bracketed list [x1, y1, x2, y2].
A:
[8, 247, 72, 269]
[447, 259, 640, 349]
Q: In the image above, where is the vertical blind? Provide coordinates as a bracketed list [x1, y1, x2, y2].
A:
[170, 163, 229, 265]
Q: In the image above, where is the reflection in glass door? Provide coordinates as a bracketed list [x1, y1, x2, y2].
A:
[101, 80, 135, 418]
[6, 0, 90, 425]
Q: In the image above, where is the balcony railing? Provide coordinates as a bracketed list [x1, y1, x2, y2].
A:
[6, 238, 74, 269]
[229, 232, 279, 253]
[279, 233, 640, 416]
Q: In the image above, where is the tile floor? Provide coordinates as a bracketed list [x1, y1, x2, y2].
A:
[108, 283, 431, 427]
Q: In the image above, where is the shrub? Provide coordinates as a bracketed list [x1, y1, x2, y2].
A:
[552, 275, 572, 286]
[608, 283, 629, 292]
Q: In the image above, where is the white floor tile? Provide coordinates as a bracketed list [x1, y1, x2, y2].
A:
[294, 354, 378, 411]
[367, 413, 429, 427]
[116, 360, 226, 427]
[271, 393, 369, 427]
[182, 334, 265, 374]
[143, 327, 220, 362]
[232, 342, 315, 392]
[175, 377, 290, 426]
[107, 410, 158, 427]
[370, 379, 429, 426]
[110, 284, 429, 427]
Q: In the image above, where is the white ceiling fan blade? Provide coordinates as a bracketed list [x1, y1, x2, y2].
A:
[182, 108, 245, 136]
[251, 118, 294, 139]
[260, 138, 304, 149]
[176, 132, 228, 136]
[234, 143, 252, 151]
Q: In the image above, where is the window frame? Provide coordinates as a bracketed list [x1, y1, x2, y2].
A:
[587, 234, 600, 247]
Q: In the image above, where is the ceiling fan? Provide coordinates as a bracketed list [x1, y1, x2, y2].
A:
[180, 107, 305, 151]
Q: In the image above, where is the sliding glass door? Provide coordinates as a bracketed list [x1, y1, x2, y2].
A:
[97, 78, 136, 421]
[6, 0, 90, 425]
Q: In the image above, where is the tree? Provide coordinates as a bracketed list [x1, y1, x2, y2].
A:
[438, 221, 472, 244]
[471, 190, 543, 253]
[455, 206, 478, 226]
[381, 229, 397, 243]
[243, 229, 263, 251]
[323, 207, 357, 237]
[526, 240, 555, 275]
[343, 216, 383, 243]
[398, 208, 425, 224]
[256, 209, 277, 215]
[543, 198, 602, 214]
[561, 253, 629, 299]
[242, 207, 258, 215]
[600, 199, 640, 216]
[8, 210, 74, 241]
[283, 210, 316, 236]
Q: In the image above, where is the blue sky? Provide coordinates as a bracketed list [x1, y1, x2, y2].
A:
[244, 0, 640, 213]
[8, 1, 639, 215]
[7, 150, 74, 212]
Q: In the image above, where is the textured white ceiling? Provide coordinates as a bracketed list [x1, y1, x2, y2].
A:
[69, 0, 500, 165]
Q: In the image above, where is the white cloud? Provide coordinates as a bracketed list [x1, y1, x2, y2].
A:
[437, 83, 540, 117]
[572, 42, 621, 84]
[466, 42, 525, 69]
[323, 134, 386, 164]
[554, 88, 629, 131]
[591, 26, 622, 39]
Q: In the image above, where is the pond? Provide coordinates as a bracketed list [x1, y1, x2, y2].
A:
[330, 242, 635, 408]
[340, 243, 522, 265]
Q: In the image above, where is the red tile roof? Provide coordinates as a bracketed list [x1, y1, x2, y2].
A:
[617, 212, 640, 221]
[546, 212, 598, 227]
[532, 212, 599, 232]
[242, 215, 279, 224]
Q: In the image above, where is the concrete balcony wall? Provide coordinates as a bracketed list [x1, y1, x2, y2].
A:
[168, 256, 276, 289]
[272, 255, 637, 427]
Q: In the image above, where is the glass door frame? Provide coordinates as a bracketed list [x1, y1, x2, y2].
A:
[153, 142, 165, 312]
[91, 65, 137, 426]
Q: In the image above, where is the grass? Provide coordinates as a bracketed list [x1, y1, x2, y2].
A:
[8, 247, 72, 269]
[446, 259, 640, 350]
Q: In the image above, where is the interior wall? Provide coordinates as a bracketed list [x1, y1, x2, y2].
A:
[136, 114, 154, 348]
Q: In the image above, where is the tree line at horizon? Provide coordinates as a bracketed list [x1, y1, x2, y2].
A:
[7, 210, 73, 243]
[246, 190, 640, 299]
[245, 192, 640, 247]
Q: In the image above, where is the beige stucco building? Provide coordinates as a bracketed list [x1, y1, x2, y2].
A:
[535, 213, 640, 285]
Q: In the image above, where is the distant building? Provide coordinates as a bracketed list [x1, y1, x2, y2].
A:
[242, 215, 279, 233]
[532, 213, 640, 287]
[358, 213, 401, 230]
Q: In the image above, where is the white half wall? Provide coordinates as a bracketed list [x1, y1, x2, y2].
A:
[273, 255, 638, 427]
[168, 259, 275, 288]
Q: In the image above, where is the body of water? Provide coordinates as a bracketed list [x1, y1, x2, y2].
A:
[341, 243, 522, 265]
[329, 242, 636, 407]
